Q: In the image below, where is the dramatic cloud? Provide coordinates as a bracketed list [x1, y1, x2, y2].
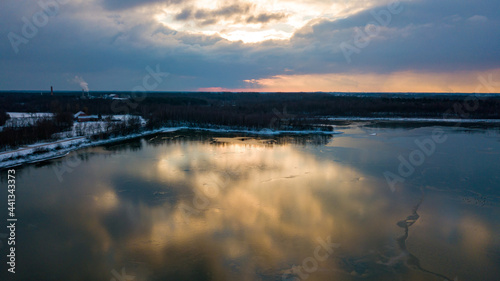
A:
[1, 0, 499, 92]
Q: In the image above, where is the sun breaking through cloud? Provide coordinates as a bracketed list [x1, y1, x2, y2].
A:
[1, 0, 499, 92]
[157, 0, 397, 43]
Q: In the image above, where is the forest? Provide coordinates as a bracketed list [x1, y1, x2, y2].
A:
[1, 91, 499, 120]
[1, 91, 499, 150]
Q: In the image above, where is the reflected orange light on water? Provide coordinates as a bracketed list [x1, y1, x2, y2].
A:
[111, 140, 408, 279]
[12, 132, 499, 281]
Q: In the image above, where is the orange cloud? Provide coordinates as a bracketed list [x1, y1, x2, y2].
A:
[238, 69, 500, 93]
[197, 87, 231, 92]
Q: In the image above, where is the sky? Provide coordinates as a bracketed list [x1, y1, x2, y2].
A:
[1, 0, 499, 92]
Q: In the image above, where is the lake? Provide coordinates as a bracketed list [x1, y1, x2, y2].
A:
[1, 124, 499, 281]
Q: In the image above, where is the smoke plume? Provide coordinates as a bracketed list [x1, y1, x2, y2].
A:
[73, 76, 89, 92]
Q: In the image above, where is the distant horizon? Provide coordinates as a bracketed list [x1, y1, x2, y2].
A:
[2, 90, 499, 95]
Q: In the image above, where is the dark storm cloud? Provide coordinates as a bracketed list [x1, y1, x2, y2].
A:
[175, 8, 192, 21]
[286, 0, 500, 74]
[0, 1, 260, 91]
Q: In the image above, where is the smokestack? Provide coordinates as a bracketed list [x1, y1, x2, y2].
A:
[51, 86, 53, 96]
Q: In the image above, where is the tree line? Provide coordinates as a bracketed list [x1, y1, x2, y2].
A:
[2, 91, 499, 119]
[1, 91, 499, 151]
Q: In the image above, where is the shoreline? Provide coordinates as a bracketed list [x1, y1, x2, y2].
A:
[3, 115, 499, 169]
[0, 126, 342, 169]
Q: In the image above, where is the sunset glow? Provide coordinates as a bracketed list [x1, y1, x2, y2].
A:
[157, 0, 386, 43]
[1, 0, 499, 92]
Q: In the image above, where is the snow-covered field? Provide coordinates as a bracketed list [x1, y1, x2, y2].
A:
[54, 115, 147, 138]
[3, 112, 146, 138]
[0, 137, 86, 160]
[5, 112, 54, 128]
[1, 113, 147, 167]
[7, 112, 54, 118]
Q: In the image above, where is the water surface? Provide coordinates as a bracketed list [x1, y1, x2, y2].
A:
[1, 125, 499, 280]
